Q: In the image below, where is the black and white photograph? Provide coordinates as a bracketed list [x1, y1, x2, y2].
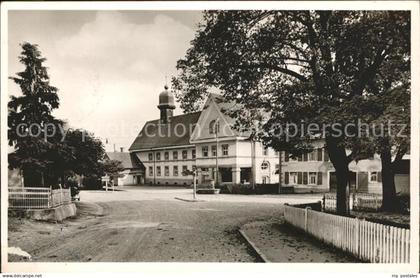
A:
[1, 1, 419, 275]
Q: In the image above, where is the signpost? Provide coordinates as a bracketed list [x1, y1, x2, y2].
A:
[102, 175, 110, 192]
[183, 168, 197, 200]
[193, 169, 197, 200]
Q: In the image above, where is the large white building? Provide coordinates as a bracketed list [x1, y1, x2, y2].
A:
[129, 86, 410, 195]
[129, 86, 280, 187]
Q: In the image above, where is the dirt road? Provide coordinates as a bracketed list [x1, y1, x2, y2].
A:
[9, 198, 284, 262]
[9, 187, 357, 263]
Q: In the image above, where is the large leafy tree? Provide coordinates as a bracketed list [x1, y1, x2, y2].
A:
[101, 159, 124, 178]
[362, 84, 410, 211]
[173, 11, 410, 214]
[63, 129, 106, 178]
[8, 42, 63, 186]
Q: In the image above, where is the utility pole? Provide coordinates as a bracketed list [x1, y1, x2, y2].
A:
[250, 138, 256, 189]
[278, 151, 283, 194]
[215, 118, 220, 188]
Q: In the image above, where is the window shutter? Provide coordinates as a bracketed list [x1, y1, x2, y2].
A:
[378, 171, 382, 182]
[324, 149, 329, 162]
[285, 151, 289, 162]
[317, 148, 323, 161]
[303, 172, 308, 185]
[303, 153, 308, 161]
[317, 172, 323, 185]
[297, 172, 302, 184]
[285, 172, 289, 184]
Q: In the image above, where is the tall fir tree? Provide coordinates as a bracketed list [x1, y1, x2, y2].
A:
[8, 42, 62, 186]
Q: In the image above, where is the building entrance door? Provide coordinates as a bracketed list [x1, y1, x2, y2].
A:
[262, 176, 270, 184]
[220, 168, 232, 183]
[357, 172, 368, 192]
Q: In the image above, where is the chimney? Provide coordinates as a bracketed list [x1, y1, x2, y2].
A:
[120, 147, 124, 153]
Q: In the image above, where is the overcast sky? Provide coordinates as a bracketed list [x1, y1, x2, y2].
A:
[8, 10, 203, 152]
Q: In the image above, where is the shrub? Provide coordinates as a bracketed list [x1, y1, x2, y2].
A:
[220, 183, 278, 194]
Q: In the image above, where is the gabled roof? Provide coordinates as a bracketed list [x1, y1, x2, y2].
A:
[105, 152, 144, 170]
[207, 93, 252, 138]
[128, 112, 201, 151]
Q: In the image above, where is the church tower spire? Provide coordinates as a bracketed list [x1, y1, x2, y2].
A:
[158, 85, 175, 124]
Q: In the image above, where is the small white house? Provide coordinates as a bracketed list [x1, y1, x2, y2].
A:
[104, 151, 145, 187]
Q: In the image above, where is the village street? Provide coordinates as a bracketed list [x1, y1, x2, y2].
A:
[8, 187, 358, 262]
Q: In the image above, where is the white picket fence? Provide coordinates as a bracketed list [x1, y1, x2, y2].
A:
[8, 187, 71, 209]
[323, 193, 382, 212]
[284, 205, 410, 263]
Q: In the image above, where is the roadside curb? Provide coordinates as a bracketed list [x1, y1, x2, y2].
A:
[174, 197, 205, 202]
[238, 228, 270, 263]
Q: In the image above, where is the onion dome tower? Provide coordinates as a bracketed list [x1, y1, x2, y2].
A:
[158, 85, 175, 124]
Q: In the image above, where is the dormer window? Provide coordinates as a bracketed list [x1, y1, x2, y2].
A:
[209, 120, 220, 134]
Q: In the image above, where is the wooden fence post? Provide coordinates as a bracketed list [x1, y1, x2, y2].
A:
[355, 218, 360, 257]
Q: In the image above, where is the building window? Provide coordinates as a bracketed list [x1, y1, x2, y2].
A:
[275, 151, 279, 156]
[317, 172, 323, 185]
[156, 166, 161, 176]
[148, 153, 153, 161]
[275, 164, 279, 174]
[173, 166, 178, 176]
[209, 120, 220, 134]
[263, 147, 268, 156]
[309, 150, 317, 161]
[211, 145, 217, 156]
[182, 150, 188, 160]
[317, 148, 323, 161]
[302, 172, 308, 185]
[192, 149, 196, 159]
[261, 161, 269, 170]
[149, 166, 153, 176]
[284, 151, 289, 162]
[156, 152, 161, 161]
[370, 171, 382, 183]
[164, 166, 169, 176]
[164, 152, 169, 160]
[309, 172, 317, 185]
[202, 146, 208, 157]
[290, 172, 298, 184]
[222, 144, 229, 156]
[182, 165, 188, 176]
[173, 151, 178, 160]
[286, 171, 322, 185]
[323, 149, 329, 162]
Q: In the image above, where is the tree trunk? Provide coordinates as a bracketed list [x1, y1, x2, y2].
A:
[326, 135, 350, 215]
[381, 147, 398, 212]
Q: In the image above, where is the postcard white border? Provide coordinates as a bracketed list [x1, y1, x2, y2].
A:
[1, 1, 419, 274]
